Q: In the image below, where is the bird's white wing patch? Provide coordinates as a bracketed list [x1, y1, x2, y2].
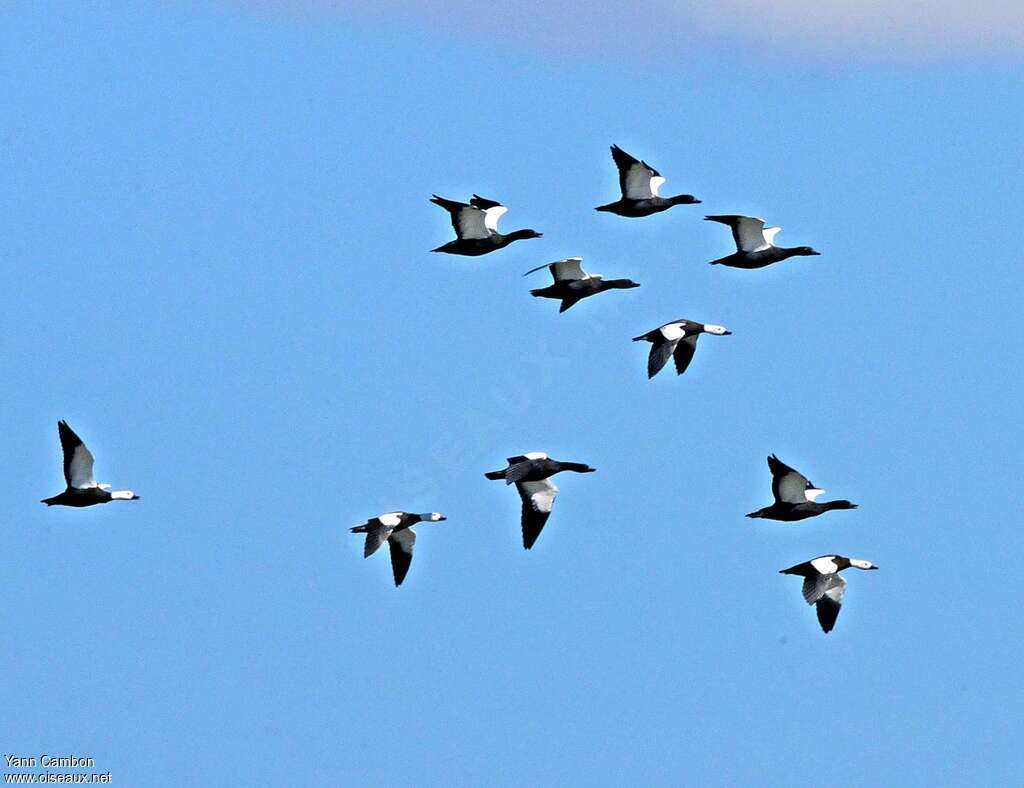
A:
[377, 512, 403, 528]
[482, 205, 508, 232]
[735, 216, 771, 252]
[660, 322, 687, 341]
[550, 257, 588, 282]
[68, 444, 97, 489]
[810, 555, 839, 575]
[455, 206, 490, 239]
[521, 479, 558, 513]
[805, 487, 825, 502]
[649, 175, 666, 197]
[762, 226, 782, 247]
[523, 451, 548, 460]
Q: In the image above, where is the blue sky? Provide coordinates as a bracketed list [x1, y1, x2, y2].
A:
[3, 2, 1023, 785]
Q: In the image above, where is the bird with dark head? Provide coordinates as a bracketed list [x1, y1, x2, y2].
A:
[430, 194, 542, 256]
[595, 144, 700, 217]
[524, 256, 640, 313]
[705, 215, 820, 269]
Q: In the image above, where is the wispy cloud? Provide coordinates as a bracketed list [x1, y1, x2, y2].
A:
[231, 1, 1024, 60]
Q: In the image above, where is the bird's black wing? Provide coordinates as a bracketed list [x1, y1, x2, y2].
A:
[672, 334, 699, 375]
[647, 339, 677, 379]
[387, 529, 416, 587]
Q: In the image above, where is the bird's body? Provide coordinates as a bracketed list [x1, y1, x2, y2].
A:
[632, 319, 731, 379]
[596, 145, 699, 217]
[430, 194, 541, 256]
[524, 257, 639, 312]
[780, 554, 877, 633]
[485, 452, 595, 549]
[350, 511, 446, 586]
[747, 454, 857, 521]
[748, 501, 856, 521]
[704, 215, 819, 268]
[41, 420, 139, 508]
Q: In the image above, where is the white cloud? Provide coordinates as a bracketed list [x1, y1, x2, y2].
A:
[231, 0, 1024, 60]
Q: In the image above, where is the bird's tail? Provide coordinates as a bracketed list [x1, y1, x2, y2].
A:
[529, 288, 546, 297]
[745, 510, 764, 519]
[350, 524, 369, 533]
[484, 470, 505, 480]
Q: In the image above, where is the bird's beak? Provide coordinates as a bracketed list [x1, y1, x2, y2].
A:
[584, 466, 597, 473]
[810, 251, 822, 256]
[438, 516, 448, 521]
[722, 330, 733, 336]
[868, 565, 879, 570]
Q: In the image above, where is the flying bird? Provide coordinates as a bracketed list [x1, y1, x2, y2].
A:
[780, 555, 877, 633]
[350, 511, 447, 586]
[41, 420, 139, 507]
[484, 452, 595, 549]
[430, 194, 542, 256]
[524, 257, 640, 313]
[595, 145, 700, 217]
[747, 454, 858, 521]
[632, 320, 731, 379]
[704, 215, 820, 268]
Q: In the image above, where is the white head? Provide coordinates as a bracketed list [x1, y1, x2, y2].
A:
[850, 558, 878, 570]
[419, 512, 446, 522]
[110, 490, 139, 501]
[805, 487, 825, 502]
[702, 324, 731, 336]
[591, 273, 604, 280]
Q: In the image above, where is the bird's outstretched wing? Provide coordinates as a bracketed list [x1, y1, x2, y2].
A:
[58, 420, 96, 489]
[672, 334, 699, 375]
[647, 339, 678, 378]
[705, 215, 772, 252]
[387, 529, 416, 586]
[431, 195, 489, 239]
[767, 454, 813, 504]
[611, 145, 664, 200]
[517, 478, 558, 549]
